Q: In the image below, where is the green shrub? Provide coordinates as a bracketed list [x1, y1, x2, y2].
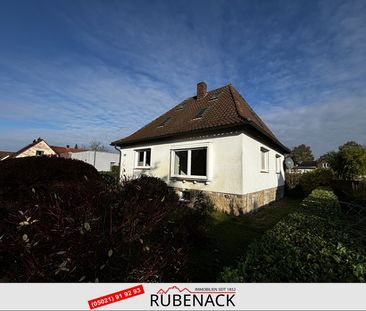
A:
[285, 173, 302, 190]
[299, 168, 334, 195]
[219, 189, 366, 282]
[181, 192, 215, 242]
[301, 187, 340, 213]
[285, 173, 304, 198]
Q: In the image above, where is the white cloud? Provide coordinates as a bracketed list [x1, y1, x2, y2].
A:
[0, 0, 365, 157]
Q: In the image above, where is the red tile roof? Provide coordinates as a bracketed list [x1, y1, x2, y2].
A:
[50, 146, 83, 154]
[112, 83, 289, 153]
[0, 151, 14, 159]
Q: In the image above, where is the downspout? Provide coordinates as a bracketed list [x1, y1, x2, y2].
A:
[113, 145, 123, 180]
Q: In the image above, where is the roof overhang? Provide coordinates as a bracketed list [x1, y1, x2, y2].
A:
[111, 121, 290, 154]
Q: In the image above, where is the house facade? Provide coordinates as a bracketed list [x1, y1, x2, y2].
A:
[11, 138, 57, 158]
[289, 160, 318, 174]
[4, 138, 118, 172]
[112, 82, 289, 214]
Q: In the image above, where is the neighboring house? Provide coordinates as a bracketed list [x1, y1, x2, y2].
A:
[0, 151, 14, 161]
[2, 138, 118, 172]
[70, 150, 119, 172]
[112, 82, 289, 214]
[317, 159, 330, 169]
[289, 161, 318, 173]
[10, 138, 57, 158]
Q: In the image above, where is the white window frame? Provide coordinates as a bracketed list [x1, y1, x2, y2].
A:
[170, 143, 212, 182]
[134, 148, 151, 169]
[275, 154, 281, 174]
[36, 150, 44, 157]
[260, 147, 269, 173]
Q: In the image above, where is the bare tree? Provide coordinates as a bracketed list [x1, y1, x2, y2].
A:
[84, 140, 109, 152]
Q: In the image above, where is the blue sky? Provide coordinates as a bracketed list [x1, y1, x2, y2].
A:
[0, 0, 365, 156]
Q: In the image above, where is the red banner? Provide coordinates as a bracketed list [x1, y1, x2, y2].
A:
[88, 284, 144, 309]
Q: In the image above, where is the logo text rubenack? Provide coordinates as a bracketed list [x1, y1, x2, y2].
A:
[150, 286, 236, 307]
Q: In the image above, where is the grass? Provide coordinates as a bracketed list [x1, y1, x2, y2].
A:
[185, 196, 303, 281]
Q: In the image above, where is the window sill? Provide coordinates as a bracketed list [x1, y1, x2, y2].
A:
[134, 166, 151, 170]
[260, 170, 269, 173]
[171, 175, 208, 182]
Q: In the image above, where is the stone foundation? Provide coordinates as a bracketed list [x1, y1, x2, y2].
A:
[176, 186, 285, 216]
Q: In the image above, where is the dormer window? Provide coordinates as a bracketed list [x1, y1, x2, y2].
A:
[208, 92, 222, 101]
[157, 117, 172, 127]
[193, 108, 208, 120]
[176, 101, 187, 110]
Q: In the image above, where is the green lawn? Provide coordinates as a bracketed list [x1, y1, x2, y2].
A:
[186, 196, 303, 281]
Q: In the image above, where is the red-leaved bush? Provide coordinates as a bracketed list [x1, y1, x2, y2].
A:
[0, 157, 205, 282]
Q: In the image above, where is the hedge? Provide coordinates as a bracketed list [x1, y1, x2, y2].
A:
[219, 188, 366, 282]
[0, 158, 210, 282]
[299, 168, 334, 195]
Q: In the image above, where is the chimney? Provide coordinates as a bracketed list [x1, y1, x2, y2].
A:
[197, 81, 207, 99]
[66, 145, 70, 148]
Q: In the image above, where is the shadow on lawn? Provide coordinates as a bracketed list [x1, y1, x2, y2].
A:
[184, 196, 303, 282]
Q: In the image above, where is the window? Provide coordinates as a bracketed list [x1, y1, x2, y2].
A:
[208, 92, 222, 101]
[157, 117, 172, 127]
[135, 149, 151, 168]
[178, 190, 191, 202]
[191, 148, 207, 176]
[174, 150, 188, 175]
[172, 147, 207, 179]
[110, 161, 117, 170]
[36, 150, 44, 156]
[275, 154, 281, 174]
[176, 101, 187, 110]
[261, 147, 269, 172]
[193, 108, 208, 120]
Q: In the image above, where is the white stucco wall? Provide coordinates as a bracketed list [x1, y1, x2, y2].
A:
[120, 132, 244, 195]
[15, 141, 56, 158]
[242, 134, 285, 194]
[118, 131, 285, 196]
[71, 151, 119, 172]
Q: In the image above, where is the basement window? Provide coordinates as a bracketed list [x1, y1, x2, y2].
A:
[178, 190, 191, 202]
[193, 108, 208, 120]
[261, 147, 269, 173]
[135, 149, 151, 168]
[172, 147, 207, 179]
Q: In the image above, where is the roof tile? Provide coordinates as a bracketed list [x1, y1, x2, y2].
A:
[112, 84, 288, 152]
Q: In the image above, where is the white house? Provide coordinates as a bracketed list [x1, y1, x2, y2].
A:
[10, 138, 58, 158]
[112, 82, 289, 214]
[289, 161, 318, 174]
